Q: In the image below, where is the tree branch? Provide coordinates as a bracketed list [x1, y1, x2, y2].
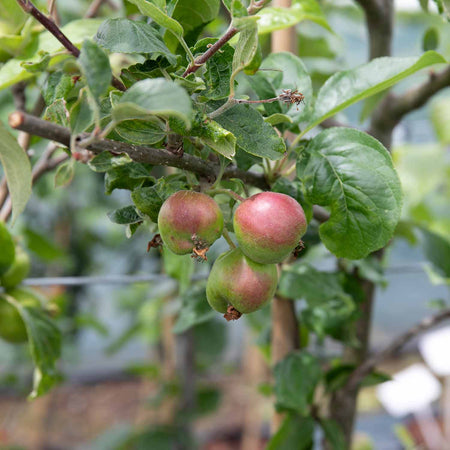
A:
[346, 307, 450, 391]
[15, 0, 126, 92]
[371, 64, 450, 140]
[355, 0, 392, 61]
[8, 111, 330, 223]
[8, 111, 269, 190]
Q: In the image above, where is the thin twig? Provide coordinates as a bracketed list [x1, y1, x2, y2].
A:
[371, 64, 450, 140]
[182, 1, 267, 78]
[15, 0, 126, 91]
[346, 307, 450, 391]
[85, 0, 117, 18]
[182, 26, 238, 78]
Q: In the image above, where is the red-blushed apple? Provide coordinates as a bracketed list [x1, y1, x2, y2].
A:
[158, 191, 224, 260]
[233, 192, 307, 264]
[206, 248, 278, 320]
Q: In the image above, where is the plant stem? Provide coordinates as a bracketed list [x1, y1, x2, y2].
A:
[208, 98, 237, 119]
[206, 189, 245, 203]
[222, 228, 236, 249]
[177, 34, 196, 66]
[181, 1, 267, 78]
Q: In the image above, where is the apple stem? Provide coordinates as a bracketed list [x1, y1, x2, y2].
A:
[222, 228, 236, 250]
[206, 189, 245, 203]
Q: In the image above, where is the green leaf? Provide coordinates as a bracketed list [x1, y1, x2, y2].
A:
[173, 286, 215, 333]
[78, 40, 112, 100]
[0, 19, 104, 90]
[304, 52, 446, 135]
[70, 89, 94, 134]
[195, 120, 236, 159]
[112, 78, 192, 128]
[126, 0, 184, 36]
[162, 246, 194, 294]
[274, 351, 321, 414]
[431, 97, 450, 145]
[95, 18, 176, 64]
[54, 159, 75, 188]
[423, 27, 439, 51]
[420, 228, 450, 278]
[0, 222, 15, 276]
[23, 228, 66, 262]
[214, 104, 285, 160]
[325, 364, 391, 393]
[297, 128, 402, 259]
[278, 264, 355, 341]
[88, 152, 133, 173]
[194, 38, 234, 100]
[319, 419, 346, 450]
[230, 22, 258, 92]
[121, 57, 176, 88]
[257, 0, 331, 35]
[264, 113, 293, 126]
[20, 51, 51, 73]
[115, 118, 166, 145]
[43, 99, 70, 128]
[5, 290, 61, 398]
[43, 72, 74, 106]
[267, 414, 315, 450]
[105, 162, 153, 194]
[169, 0, 220, 41]
[132, 186, 164, 222]
[279, 264, 351, 305]
[132, 178, 187, 222]
[107, 205, 143, 225]
[0, 120, 32, 224]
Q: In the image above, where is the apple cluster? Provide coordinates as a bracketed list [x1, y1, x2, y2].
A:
[157, 190, 307, 321]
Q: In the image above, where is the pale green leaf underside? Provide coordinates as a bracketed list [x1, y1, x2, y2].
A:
[112, 78, 192, 127]
[257, 0, 331, 34]
[199, 120, 236, 159]
[297, 128, 402, 259]
[303, 51, 446, 135]
[0, 121, 32, 224]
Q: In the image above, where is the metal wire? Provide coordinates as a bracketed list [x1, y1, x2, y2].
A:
[0, 263, 427, 289]
[21, 273, 208, 286]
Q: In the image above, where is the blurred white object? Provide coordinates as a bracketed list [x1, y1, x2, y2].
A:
[377, 364, 444, 450]
[377, 364, 441, 417]
[419, 327, 450, 450]
[419, 326, 450, 376]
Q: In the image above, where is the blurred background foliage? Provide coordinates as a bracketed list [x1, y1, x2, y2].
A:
[0, 0, 448, 449]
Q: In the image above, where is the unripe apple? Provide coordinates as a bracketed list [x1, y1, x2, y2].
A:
[0, 288, 40, 344]
[158, 191, 224, 260]
[1, 246, 30, 289]
[206, 248, 278, 319]
[233, 192, 307, 264]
